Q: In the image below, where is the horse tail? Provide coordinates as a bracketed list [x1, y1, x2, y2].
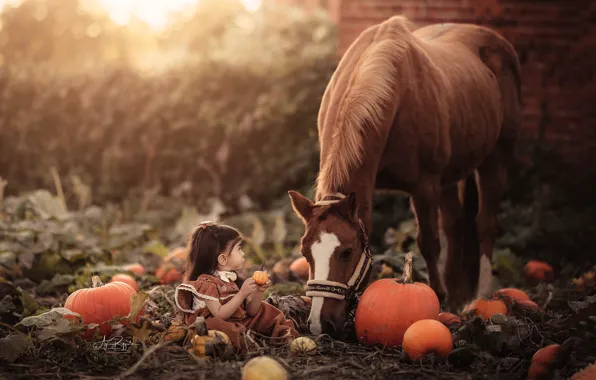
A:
[461, 172, 480, 293]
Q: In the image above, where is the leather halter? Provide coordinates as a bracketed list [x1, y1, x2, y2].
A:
[305, 193, 373, 301]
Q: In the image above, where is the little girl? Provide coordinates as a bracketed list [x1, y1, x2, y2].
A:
[174, 221, 298, 352]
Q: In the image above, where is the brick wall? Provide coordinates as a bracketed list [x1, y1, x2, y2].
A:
[335, 0, 595, 182]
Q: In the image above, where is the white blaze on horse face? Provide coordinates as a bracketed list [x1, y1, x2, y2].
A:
[308, 231, 340, 335]
[477, 254, 493, 297]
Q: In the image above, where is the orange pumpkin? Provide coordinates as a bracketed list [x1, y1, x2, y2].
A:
[289, 257, 310, 280]
[463, 298, 508, 320]
[524, 260, 554, 282]
[571, 364, 596, 380]
[122, 263, 145, 276]
[495, 288, 531, 303]
[402, 319, 453, 360]
[528, 344, 561, 379]
[110, 273, 139, 292]
[64, 276, 140, 338]
[253, 270, 269, 285]
[355, 252, 440, 347]
[518, 300, 541, 311]
[155, 247, 188, 284]
[438, 312, 461, 326]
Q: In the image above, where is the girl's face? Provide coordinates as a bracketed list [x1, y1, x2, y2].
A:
[218, 239, 245, 271]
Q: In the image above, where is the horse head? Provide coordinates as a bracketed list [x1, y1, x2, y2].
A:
[288, 190, 373, 339]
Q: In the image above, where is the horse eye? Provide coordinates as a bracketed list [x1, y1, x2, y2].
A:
[340, 248, 353, 260]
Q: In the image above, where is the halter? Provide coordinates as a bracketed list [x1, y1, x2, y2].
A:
[305, 193, 373, 301]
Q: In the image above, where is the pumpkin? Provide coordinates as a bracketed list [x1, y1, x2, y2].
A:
[528, 344, 561, 379]
[290, 336, 317, 355]
[155, 247, 188, 284]
[122, 263, 145, 276]
[110, 273, 139, 292]
[571, 364, 596, 380]
[289, 257, 310, 280]
[518, 300, 541, 311]
[64, 276, 139, 337]
[438, 312, 461, 326]
[188, 330, 232, 358]
[495, 288, 531, 303]
[163, 321, 187, 343]
[253, 270, 269, 285]
[463, 298, 508, 320]
[272, 258, 291, 282]
[355, 252, 440, 347]
[402, 319, 453, 360]
[524, 260, 553, 282]
[242, 356, 288, 380]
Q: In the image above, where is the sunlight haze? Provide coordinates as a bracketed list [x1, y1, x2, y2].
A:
[0, 0, 263, 29]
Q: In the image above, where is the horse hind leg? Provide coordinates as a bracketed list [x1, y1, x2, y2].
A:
[410, 178, 446, 302]
[475, 151, 509, 298]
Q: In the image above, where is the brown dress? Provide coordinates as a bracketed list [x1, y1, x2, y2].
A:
[175, 273, 299, 352]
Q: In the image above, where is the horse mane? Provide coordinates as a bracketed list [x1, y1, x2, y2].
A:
[317, 16, 415, 196]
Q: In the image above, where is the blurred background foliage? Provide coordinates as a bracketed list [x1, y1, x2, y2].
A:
[0, 0, 336, 213]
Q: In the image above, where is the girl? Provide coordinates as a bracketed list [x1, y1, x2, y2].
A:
[174, 221, 299, 352]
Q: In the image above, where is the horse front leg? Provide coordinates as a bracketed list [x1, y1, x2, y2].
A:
[410, 179, 446, 302]
[439, 183, 470, 310]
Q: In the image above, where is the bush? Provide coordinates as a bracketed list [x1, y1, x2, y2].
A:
[0, 2, 338, 211]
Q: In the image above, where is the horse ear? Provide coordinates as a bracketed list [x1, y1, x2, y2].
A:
[288, 190, 314, 224]
[336, 192, 358, 222]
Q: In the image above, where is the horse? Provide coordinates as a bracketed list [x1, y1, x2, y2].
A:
[288, 15, 522, 338]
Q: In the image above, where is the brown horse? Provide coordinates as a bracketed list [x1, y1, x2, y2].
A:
[288, 15, 521, 338]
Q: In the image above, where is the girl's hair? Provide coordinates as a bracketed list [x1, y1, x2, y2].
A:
[184, 221, 244, 287]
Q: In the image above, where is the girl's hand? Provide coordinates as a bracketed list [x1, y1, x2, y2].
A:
[240, 278, 258, 297]
[256, 280, 271, 292]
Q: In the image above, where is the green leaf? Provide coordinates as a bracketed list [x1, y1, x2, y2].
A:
[26, 190, 69, 220]
[0, 332, 33, 363]
[17, 307, 82, 329]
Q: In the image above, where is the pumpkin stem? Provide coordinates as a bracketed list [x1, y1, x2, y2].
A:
[91, 275, 104, 288]
[401, 252, 414, 284]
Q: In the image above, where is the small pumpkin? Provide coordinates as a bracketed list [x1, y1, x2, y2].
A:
[188, 330, 232, 358]
[438, 312, 461, 326]
[242, 356, 288, 380]
[64, 275, 140, 338]
[524, 260, 553, 282]
[122, 263, 145, 276]
[355, 252, 440, 347]
[155, 247, 188, 284]
[289, 257, 310, 280]
[463, 298, 508, 320]
[290, 336, 317, 355]
[528, 344, 561, 379]
[163, 321, 187, 343]
[571, 364, 596, 380]
[495, 288, 531, 303]
[253, 270, 269, 285]
[110, 273, 139, 292]
[402, 319, 453, 360]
